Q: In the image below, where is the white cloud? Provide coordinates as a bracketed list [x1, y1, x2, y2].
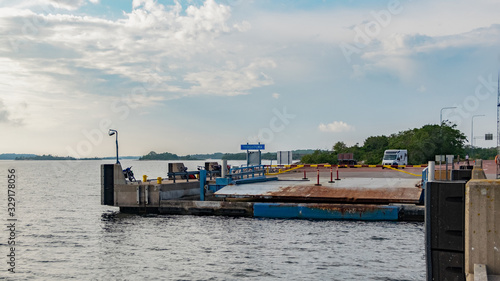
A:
[183, 59, 276, 96]
[121, 94, 166, 109]
[39, 0, 93, 10]
[233, 20, 251, 32]
[2, 0, 500, 156]
[0, 0, 278, 131]
[0, 99, 22, 125]
[0, 0, 258, 85]
[346, 25, 500, 81]
[417, 85, 427, 92]
[318, 121, 354, 133]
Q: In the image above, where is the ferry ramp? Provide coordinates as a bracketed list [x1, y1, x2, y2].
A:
[215, 177, 422, 204]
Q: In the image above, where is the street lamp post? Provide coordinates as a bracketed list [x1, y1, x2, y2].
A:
[108, 129, 119, 164]
[440, 107, 457, 124]
[439, 107, 457, 178]
[471, 115, 485, 157]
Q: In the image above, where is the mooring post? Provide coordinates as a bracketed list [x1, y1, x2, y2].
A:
[199, 169, 207, 201]
[428, 161, 435, 182]
[445, 156, 449, 181]
[335, 165, 341, 181]
[315, 169, 321, 186]
[222, 159, 227, 178]
[328, 167, 334, 183]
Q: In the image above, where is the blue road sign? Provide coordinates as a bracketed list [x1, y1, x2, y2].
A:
[241, 144, 265, 150]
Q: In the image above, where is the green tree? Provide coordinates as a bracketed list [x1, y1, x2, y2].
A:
[465, 145, 497, 160]
[333, 141, 348, 154]
[139, 151, 180, 160]
[363, 135, 389, 164]
[300, 123, 467, 165]
[301, 150, 336, 164]
[349, 143, 364, 163]
[388, 124, 466, 164]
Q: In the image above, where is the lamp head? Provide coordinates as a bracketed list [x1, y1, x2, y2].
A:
[108, 129, 116, 136]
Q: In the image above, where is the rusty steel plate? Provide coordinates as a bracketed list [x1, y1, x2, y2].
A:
[215, 178, 422, 204]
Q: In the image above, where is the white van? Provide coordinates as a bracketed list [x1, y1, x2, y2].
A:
[382, 149, 408, 166]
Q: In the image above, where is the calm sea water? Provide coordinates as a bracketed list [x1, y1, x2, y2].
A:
[0, 160, 425, 280]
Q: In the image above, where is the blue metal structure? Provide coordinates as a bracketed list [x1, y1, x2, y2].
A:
[241, 142, 265, 166]
[253, 203, 400, 220]
[421, 167, 429, 186]
[229, 165, 266, 179]
[199, 170, 206, 201]
[206, 164, 278, 193]
[205, 177, 230, 193]
[419, 167, 429, 205]
[241, 144, 265, 150]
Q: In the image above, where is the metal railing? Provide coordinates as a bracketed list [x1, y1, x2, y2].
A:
[166, 170, 221, 183]
[167, 171, 200, 183]
[228, 165, 266, 180]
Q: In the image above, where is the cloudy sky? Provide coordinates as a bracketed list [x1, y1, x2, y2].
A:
[1, 0, 500, 157]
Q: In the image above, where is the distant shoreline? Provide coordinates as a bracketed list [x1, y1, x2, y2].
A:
[0, 153, 140, 161]
[0, 150, 315, 161]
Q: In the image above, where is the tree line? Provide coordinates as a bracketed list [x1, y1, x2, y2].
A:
[301, 124, 479, 165]
[15, 154, 76, 160]
[138, 124, 497, 164]
[139, 149, 315, 161]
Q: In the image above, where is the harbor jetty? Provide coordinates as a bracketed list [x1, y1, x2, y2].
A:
[101, 162, 425, 221]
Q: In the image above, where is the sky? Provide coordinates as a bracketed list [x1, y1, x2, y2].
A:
[1, 0, 500, 157]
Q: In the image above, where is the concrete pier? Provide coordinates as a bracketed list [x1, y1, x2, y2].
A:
[101, 163, 425, 221]
[465, 179, 500, 280]
[425, 160, 500, 280]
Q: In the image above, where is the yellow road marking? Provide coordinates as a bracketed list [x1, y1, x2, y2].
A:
[384, 166, 421, 177]
[265, 166, 302, 176]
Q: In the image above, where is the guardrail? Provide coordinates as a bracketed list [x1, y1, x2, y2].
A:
[166, 171, 199, 183]
[166, 170, 221, 183]
[228, 165, 266, 180]
[264, 164, 428, 169]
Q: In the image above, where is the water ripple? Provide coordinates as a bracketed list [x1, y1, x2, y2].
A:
[1, 160, 425, 280]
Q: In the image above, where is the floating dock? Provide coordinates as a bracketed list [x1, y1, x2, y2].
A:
[101, 163, 424, 221]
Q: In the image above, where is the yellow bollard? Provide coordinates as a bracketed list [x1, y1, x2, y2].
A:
[157, 177, 162, 184]
[143, 175, 147, 182]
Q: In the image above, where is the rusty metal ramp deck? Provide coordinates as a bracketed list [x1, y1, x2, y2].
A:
[215, 178, 422, 204]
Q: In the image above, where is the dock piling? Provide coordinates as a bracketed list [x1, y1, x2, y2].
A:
[315, 169, 321, 186]
[328, 167, 335, 183]
[428, 161, 435, 181]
